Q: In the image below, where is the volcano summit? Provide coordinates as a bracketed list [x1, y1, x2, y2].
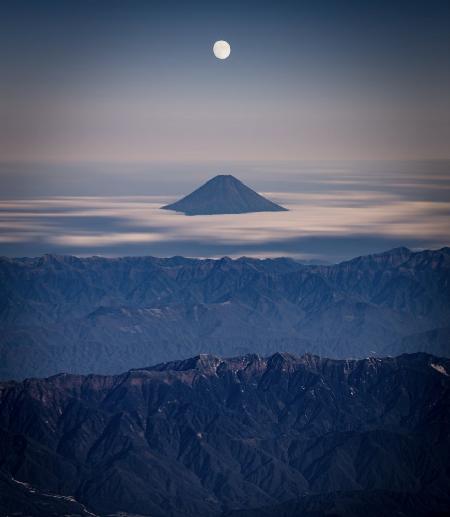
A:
[161, 174, 288, 215]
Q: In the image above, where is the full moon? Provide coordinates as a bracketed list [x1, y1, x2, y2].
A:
[213, 40, 231, 60]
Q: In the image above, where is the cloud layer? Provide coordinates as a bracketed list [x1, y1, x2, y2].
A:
[1, 161, 449, 262]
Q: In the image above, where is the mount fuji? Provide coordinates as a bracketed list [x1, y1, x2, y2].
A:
[161, 174, 288, 215]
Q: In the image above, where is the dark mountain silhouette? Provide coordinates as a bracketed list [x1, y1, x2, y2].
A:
[0, 352, 449, 516]
[161, 174, 288, 215]
[1, 247, 449, 380]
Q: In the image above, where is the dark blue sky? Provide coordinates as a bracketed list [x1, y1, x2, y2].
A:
[1, 0, 449, 162]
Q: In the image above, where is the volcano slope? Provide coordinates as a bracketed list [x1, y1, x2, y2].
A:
[161, 174, 287, 215]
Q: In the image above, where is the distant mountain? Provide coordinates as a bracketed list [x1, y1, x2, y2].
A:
[161, 174, 288, 215]
[384, 326, 450, 358]
[1, 352, 449, 516]
[1, 247, 449, 380]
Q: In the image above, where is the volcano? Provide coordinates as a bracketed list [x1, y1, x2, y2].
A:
[161, 174, 288, 215]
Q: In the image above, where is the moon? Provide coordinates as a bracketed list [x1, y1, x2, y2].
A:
[213, 40, 231, 60]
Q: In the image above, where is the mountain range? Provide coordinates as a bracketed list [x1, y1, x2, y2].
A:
[161, 174, 287, 215]
[1, 246, 449, 380]
[0, 352, 449, 516]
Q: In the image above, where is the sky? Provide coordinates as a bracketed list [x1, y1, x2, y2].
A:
[0, 1, 449, 261]
[1, 0, 449, 163]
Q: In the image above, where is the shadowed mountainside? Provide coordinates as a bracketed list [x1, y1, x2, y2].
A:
[1, 247, 449, 380]
[0, 352, 449, 516]
[161, 174, 287, 215]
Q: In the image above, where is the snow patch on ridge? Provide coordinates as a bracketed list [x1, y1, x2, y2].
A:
[431, 363, 448, 376]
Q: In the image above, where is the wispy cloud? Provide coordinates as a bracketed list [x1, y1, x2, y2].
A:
[1, 162, 449, 261]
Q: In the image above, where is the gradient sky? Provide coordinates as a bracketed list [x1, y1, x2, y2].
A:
[1, 0, 449, 162]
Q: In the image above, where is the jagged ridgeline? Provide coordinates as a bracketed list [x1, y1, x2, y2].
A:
[161, 174, 288, 215]
[0, 353, 449, 516]
[0, 247, 449, 380]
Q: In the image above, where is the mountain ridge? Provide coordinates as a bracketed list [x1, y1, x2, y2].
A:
[1, 246, 449, 380]
[0, 351, 449, 516]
